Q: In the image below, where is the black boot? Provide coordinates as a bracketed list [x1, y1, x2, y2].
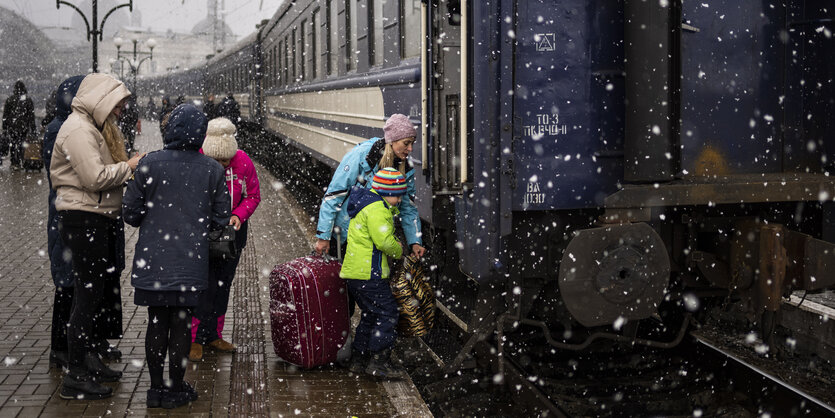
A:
[178, 381, 199, 402]
[365, 349, 407, 380]
[348, 348, 369, 374]
[160, 387, 192, 409]
[60, 373, 112, 400]
[147, 387, 165, 408]
[83, 353, 122, 382]
[49, 350, 69, 369]
[95, 340, 122, 361]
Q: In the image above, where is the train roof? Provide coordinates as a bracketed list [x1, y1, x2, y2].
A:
[206, 30, 260, 66]
[260, 0, 295, 37]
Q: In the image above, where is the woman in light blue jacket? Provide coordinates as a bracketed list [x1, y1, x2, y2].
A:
[314, 114, 425, 259]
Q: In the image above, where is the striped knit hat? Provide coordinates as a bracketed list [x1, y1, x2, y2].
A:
[372, 167, 407, 196]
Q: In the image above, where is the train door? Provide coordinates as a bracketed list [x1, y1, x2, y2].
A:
[679, 2, 784, 176]
[425, 0, 470, 194]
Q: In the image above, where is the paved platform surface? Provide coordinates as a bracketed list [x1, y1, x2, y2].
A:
[0, 121, 431, 417]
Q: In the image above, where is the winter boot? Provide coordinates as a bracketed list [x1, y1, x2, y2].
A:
[49, 350, 69, 369]
[348, 348, 369, 374]
[179, 381, 199, 402]
[146, 387, 165, 408]
[83, 353, 122, 382]
[60, 372, 113, 400]
[208, 338, 237, 352]
[189, 343, 203, 361]
[365, 349, 407, 380]
[95, 340, 122, 361]
[160, 386, 192, 409]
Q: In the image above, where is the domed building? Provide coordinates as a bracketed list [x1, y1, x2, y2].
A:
[190, 0, 236, 52]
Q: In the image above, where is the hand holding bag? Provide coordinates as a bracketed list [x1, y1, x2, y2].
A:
[208, 168, 238, 259]
[208, 225, 237, 259]
[390, 255, 435, 337]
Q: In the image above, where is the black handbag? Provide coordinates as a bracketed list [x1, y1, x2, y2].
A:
[208, 225, 237, 259]
[0, 131, 9, 157]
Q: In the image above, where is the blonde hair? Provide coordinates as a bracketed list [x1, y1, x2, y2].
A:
[102, 114, 128, 163]
[379, 143, 406, 174]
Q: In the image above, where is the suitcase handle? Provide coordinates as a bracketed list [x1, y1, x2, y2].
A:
[309, 251, 338, 263]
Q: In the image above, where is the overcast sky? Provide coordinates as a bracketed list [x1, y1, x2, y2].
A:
[0, 0, 279, 38]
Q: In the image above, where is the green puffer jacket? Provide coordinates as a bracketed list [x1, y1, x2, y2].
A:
[340, 186, 403, 280]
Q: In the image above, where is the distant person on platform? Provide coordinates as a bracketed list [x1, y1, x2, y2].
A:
[2, 80, 36, 169]
[203, 94, 217, 120]
[158, 96, 175, 134]
[216, 93, 241, 127]
[119, 95, 140, 155]
[42, 88, 58, 131]
[146, 97, 157, 120]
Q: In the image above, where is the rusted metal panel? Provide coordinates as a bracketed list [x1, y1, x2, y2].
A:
[785, 231, 835, 290]
[605, 173, 835, 209]
[758, 225, 787, 312]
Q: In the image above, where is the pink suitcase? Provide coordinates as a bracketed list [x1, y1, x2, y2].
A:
[269, 255, 349, 368]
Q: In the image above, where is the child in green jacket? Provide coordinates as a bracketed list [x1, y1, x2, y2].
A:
[340, 167, 407, 379]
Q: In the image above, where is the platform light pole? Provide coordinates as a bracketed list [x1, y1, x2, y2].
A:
[114, 36, 156, 94]
[56, 0, 134, 72]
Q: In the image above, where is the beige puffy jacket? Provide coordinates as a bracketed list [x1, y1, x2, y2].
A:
[50, 74, 133, 218]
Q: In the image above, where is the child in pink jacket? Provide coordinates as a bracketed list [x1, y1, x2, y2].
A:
[190, 117, 261, 360]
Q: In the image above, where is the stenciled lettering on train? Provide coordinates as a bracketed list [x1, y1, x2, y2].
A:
[524, 181, 545, 205]
[523, 112, 567, 138]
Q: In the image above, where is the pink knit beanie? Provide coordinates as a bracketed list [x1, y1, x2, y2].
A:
[383, 114, 416, 144]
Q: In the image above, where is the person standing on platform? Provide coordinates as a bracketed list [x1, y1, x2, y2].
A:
[203, 94, 217, 120]
[146, 97, 157, 120]
[123, 104, 230, 409]
[158, 96, 175, 134]
[340, 168, 408, 379]
[119, 95, 139, 155]
[50, 73, 144, 400]
[2, 80, 36, 169]
[314, 113, 426, 260]
[216, 93, 241, 127]
[189, 117, 261, 361]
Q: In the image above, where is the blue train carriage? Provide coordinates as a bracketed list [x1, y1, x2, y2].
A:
[205, 31, 261, 125]
[256, 0, 426, 207]
[425, 0, 835, 360]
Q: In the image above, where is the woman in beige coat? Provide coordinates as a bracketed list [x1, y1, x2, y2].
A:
[50, 73, 144, 400]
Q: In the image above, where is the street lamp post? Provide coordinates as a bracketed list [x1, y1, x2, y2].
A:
[56, 0, 134, 72]
[114, 37, 156, 94]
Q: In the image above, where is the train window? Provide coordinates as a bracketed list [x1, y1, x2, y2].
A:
[327, 0, 337, 76]
[347, 0, 357, 71]
[370, 0, 383, 66]
[291, 29, 297, 83]
[312, 9, 320, 80]
[300, 20, 307, 81]
[278, 40, 283, 87]
[284, 36, 289, 86]
[401, 0, 421, 58]
[272, 46, 277, 89]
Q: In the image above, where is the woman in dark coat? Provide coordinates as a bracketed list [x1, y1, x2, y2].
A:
[123, 103, 230, 409]
[2, 80, 36, 169]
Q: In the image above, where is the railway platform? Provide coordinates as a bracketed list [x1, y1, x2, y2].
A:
[0, 121, 432, 417]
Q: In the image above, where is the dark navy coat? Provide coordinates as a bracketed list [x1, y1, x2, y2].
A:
[43, 75, 85, 287]
[123, 104, 230, 293]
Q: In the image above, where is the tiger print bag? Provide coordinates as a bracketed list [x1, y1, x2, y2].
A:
[390, 255, 435, 337]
